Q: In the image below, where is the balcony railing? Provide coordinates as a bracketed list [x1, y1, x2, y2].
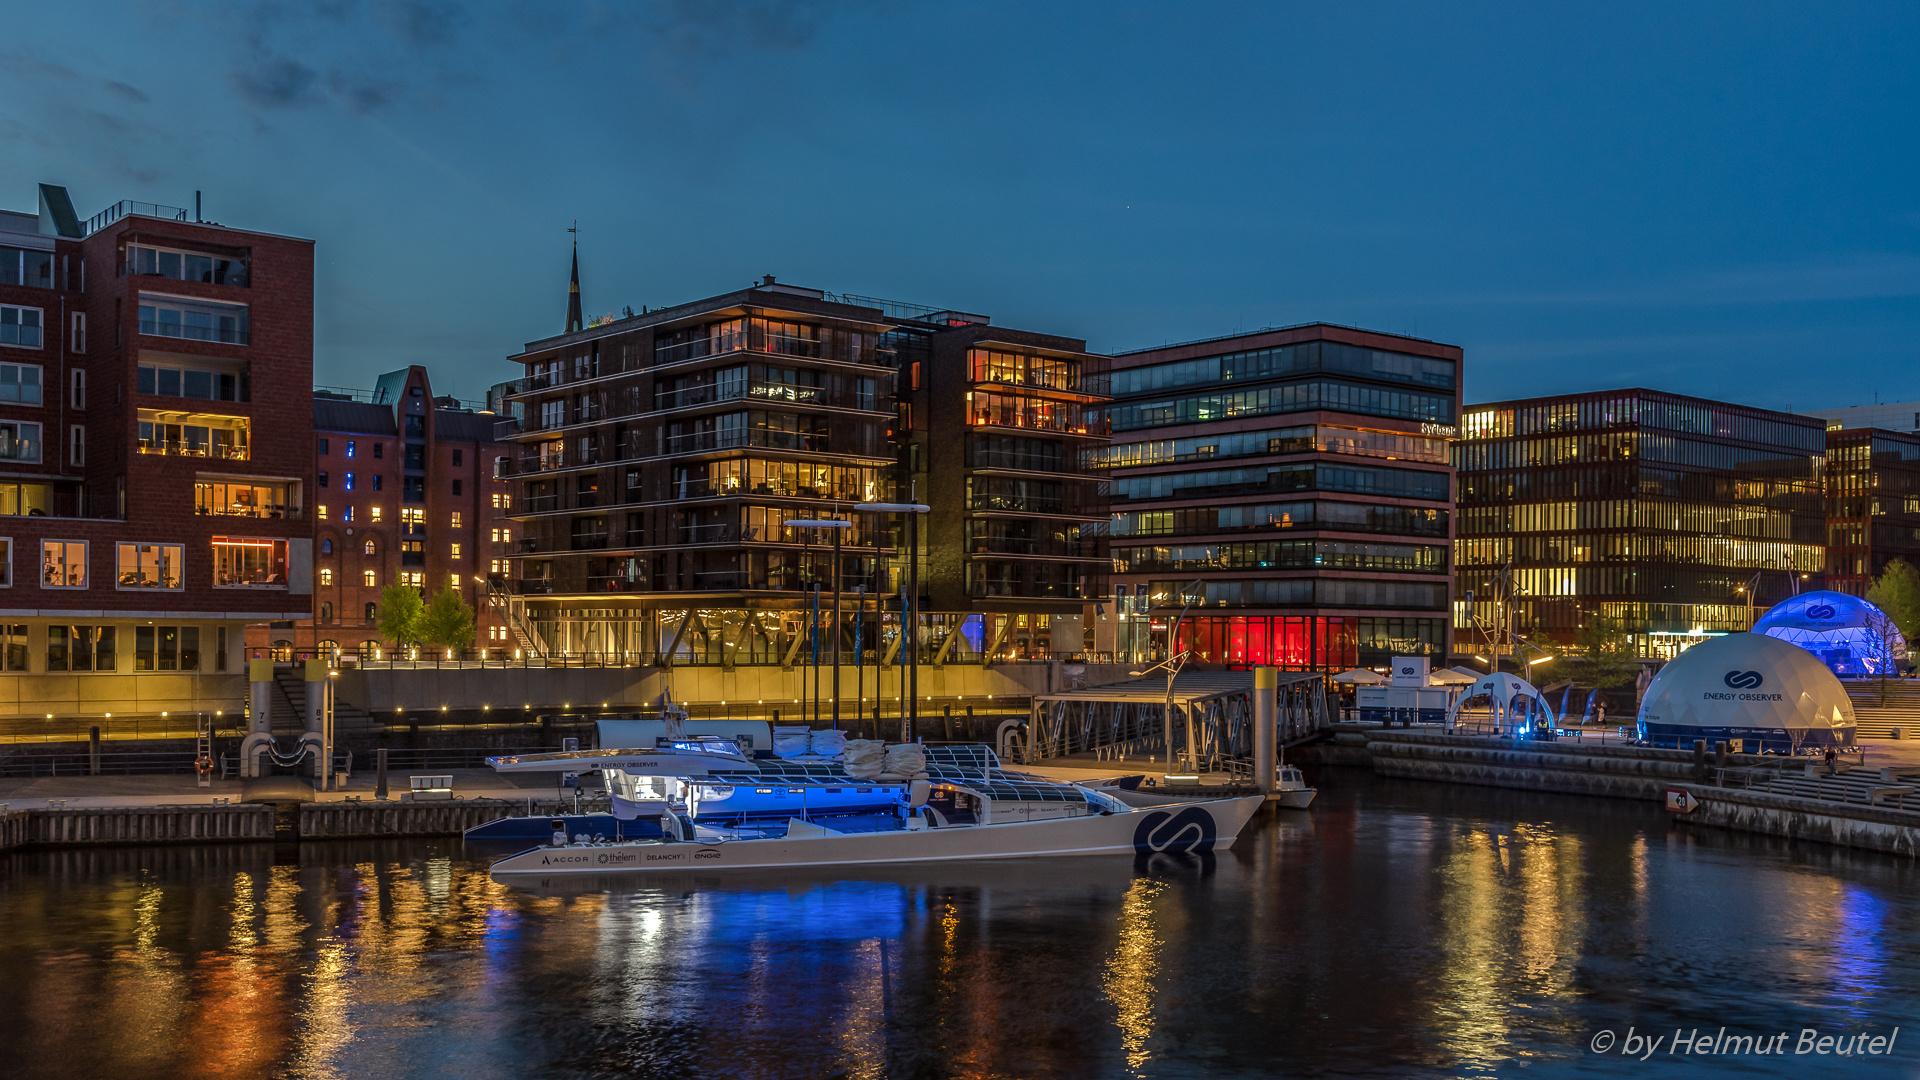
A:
[141, 441, 250, 461]
[138, 319, 248, 346]
[84, 199, 191, 236]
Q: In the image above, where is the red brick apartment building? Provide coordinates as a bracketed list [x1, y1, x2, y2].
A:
[0, 185, 313, 738]
[252, 365, 513, 660]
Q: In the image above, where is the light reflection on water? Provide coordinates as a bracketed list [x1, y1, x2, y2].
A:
[0, 771, 1918, 1079]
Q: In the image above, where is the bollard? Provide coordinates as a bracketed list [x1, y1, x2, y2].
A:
[1254, 667, 1277, 794]
[375, 747, 389, 801]
[1693, 739, 1707, 783]
[1714, 741, 1729, 786]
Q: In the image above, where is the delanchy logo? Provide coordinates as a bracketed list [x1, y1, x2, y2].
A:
[1805, 604, 1838, 620]
[1723, 670, 1764, 690]
[1132, 806, 1218, 855]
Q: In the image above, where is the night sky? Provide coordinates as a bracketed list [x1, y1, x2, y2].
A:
[6, 1, 1918, 410]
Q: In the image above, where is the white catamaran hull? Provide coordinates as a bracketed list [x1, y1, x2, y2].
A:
[491, 795, 1266, 876]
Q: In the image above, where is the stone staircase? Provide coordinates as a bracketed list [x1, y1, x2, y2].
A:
[1840, 679, 1920, 739]
[270, 666, 378, 738]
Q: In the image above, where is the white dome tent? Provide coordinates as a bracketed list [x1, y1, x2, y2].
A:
[1445, 672, 1559, 737]
[1636, 632, 1856, 752]
[1749, 590, 1907, 677]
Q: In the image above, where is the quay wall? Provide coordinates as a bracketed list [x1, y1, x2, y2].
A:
[0, 798, 536, 852]
[1298, 728, 1920, 858]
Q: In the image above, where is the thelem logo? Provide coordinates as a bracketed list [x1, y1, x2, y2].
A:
[1724, 670, 1764, 690]
[1805, 604, 1837, 620]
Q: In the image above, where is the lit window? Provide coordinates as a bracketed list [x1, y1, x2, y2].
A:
[116, 542, 183, 589]
[449, 573, 460, 590]
[364, 539, 376, 556]
[343, 472, 354, 491]
[136, 409, 249, 460]
[401, 570, 424, 588]
[317, 504, 327, 519]
[211, 537, 287, 588]
[363, 569, 377, 587]
[342, 506, 354, 523]
[319, 568, 333, 586]
[450, 542, 461, 558]
[345, 440, 356, 458]
[450, 511, 462, 528]
[370, 505, 382, 522]
[40, 540, 87, 588]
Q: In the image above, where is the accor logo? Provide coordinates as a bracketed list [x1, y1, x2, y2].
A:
[1723, 670, 1764, 690]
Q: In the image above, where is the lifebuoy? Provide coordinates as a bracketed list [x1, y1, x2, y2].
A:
[195, 755, 214, 776]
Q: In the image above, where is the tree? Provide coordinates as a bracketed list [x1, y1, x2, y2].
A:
[1558, 614, 1639, 691]
[1867, 558, 1920, 652]
[420, 588, 477, 652]
[377, 584, 425, 647]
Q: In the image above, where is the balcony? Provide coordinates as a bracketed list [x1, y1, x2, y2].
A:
[84, 199, 191, 236]
[138, 318, 248, 346]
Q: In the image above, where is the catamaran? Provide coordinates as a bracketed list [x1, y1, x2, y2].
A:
[478, 725, 1265, 877]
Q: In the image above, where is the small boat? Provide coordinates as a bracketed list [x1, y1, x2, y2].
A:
[480, 734, 1265, 877]
[1275, 765, 1317, 809]
[1084, 765, 1317, 810]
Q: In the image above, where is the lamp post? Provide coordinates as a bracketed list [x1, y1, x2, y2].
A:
[1130, 578, 1204, 771]
[786, 518, 851, 728]
[850, 502, 931, 741]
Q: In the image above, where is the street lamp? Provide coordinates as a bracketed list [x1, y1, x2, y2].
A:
[849, 501, 931, 742]
[1129, 578, 1204, 770]
[785, 518, 851, 728]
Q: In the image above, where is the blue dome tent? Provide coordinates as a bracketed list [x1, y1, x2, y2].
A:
[1750, 590, 1907, 677]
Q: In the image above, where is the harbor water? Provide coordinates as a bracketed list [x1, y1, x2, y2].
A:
[1, 768, 1917, 1079]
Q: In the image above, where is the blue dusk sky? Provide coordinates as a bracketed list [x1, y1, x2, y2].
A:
[4, 1, 1918, 412]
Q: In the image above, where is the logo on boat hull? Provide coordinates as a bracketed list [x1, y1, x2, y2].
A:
[1132, 806, 1217, 855]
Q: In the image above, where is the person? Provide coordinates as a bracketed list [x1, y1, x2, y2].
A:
[1825, 748, 1839, 776]
[1596, 702, 1607, 728]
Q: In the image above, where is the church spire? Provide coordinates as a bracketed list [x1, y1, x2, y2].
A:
[565, 222, 583, 335]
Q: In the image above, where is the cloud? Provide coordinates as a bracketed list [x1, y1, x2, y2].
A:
[104, 79, 149, 103]
[232, 55, 322, 108]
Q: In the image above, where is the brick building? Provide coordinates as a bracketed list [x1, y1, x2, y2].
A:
[257, 366, 512, 660]
[0, 184, 313, 737]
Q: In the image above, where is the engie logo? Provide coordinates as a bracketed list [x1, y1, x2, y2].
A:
[1132, 806, 1218, 855]
[1805, 604, 1838, 620]
[1724, 670, 1764, 690]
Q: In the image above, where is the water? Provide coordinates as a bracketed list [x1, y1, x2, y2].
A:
[2, 769, 1917, 1079]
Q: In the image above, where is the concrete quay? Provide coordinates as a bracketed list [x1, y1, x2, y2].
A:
[1296, 725, 1920, 858]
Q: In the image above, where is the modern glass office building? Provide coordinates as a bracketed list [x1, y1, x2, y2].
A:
[1820, 426, 1920, 597]
[1096, 324, 1460, 670]
[1452, 389, 1826, 657]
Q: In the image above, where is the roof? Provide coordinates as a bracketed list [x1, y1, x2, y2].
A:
[313, 398, 397, 435]
[433, 408, 499, 443]
[1034, 670, 1319, 706]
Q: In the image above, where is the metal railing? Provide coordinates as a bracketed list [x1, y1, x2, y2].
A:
[84, 199, 191, 236]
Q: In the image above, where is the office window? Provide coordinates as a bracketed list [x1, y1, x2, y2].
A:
[0, 625, 25, 670]
[318, 471, 328, 488]
[343, 472, 354, 491]
[452, 479, 462, 496]
[68, 425, 84, 466]
[41, 540, 87, 588]
[452, 450, 462, 467]
[450, 542, 462, 558]
[364, 569, 378, 587]
[363, 538, 376, 556]
[133, 626, 200, 671]
[450, 512, 462, 528]
[116, 542, 183, 589]
[0, 305, 44, 349]
[345, 440, 356, 458]
[211, 536, 288, 587]
[0, 538, 11, 586]
[48, 626, 114, 672]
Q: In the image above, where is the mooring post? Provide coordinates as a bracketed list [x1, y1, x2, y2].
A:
[1693, 739, 1708, 783]
[1254, 667, 1277, 794]
[375, 747, 389, 801]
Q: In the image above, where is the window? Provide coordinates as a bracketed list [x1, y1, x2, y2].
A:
[126, 242, 248, 286]
[0, 538, 13, 586]
[41, 540, 87, 588]
[211, 536, 288, 588]
[405, 414, 424, 436]
[196, 480, 295, 519]
[320, 601, 333, 621]
[364, 538, 376, 556]
[404, 445, 426, 469]
[371, 475, 382, 491]
[489, 625, 508, 642]
[403, 476, 425, 502]
[318, 471, 328, 488]
[401, 507, 424, 532]
[136, 409, 249, 459]
[0, 361, 42, 402]
[450, 542, 462, 558]
[136, 362, 246, 402]
[369, 505, 382, 522]
[317, 504, 327, 520]
[133, 626, 200, 671]
[452, 450, 463, 467]
[0, 246, 53, 288]
[0, 483, 51, 516]
[319, 567, 333, 586]
[0, 422, 42, 463]
[68, 425, 84, 466]
[0, 625, 25, 670]
[450, 512, 462, 528]
[541, 399, 565, 428]
[343, 472, 355, 491]
[345, 440, 356, 458]
[70, 314, 85, 356]
[320, 538, 333, 555]
[137, 293, 248, 344]
[318, 438, 328, 454]
[363, 569, 378, 587]
[451, 479, 462, 496]
[48, 626, 114, 672]
[490, 559, 506, 574]
[400, 571, 424, 588]
[491, 493, 506, 509]
[365, 602, 377, 620]
[372, 442, 383, 459]
[342, 506, 354, 523]
[116, 542, 183, 589]
[449, 573, 461, 590]
[1, 305, 44, 349]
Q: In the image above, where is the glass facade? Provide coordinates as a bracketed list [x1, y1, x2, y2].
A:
[1824, 428, 1920, 595]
